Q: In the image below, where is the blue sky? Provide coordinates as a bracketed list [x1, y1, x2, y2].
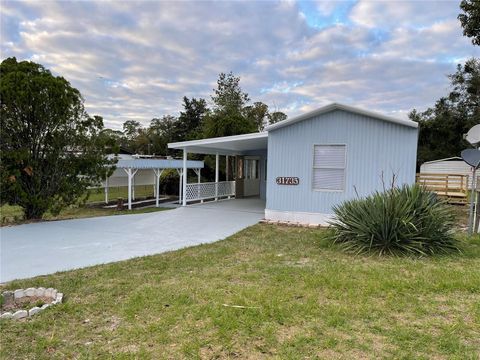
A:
[1, 0, 478, 129]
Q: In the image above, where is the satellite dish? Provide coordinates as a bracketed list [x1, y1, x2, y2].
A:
[465, 124, 480, 146]
[461, 149, 480, 169]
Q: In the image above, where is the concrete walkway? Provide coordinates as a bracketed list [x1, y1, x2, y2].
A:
[0, 198, 264, 282]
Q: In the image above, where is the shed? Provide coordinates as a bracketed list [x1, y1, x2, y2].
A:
[420, 157, 478, 189]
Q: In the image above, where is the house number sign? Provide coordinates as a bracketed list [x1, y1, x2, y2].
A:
[276, 177, 300, 185]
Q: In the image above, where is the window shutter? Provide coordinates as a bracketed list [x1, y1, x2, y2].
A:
[313, 145, 346, 190]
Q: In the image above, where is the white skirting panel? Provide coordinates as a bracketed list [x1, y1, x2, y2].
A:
[265, 209, 334, 226]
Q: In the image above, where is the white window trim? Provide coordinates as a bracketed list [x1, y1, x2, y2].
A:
[244, 156, 260, 180]
[312, 144, 347, 192]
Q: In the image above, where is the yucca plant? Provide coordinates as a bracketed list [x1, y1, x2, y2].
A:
[328, 184, 459, 256]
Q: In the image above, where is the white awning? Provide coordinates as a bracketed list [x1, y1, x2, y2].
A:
[168, 132, 268, 155]
[115, 159, 204, 169]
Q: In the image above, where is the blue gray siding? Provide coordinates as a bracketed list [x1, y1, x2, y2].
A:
[266, 109, 418, 214]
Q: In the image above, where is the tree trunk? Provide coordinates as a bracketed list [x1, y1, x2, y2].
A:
[23, 204, 45, 220]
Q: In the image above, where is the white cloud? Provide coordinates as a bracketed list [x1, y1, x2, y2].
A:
[349, 0, 458, 29]
[0, 0, 478, 129]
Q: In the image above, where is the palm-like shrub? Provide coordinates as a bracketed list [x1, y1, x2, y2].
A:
[328, 184, 458, 256]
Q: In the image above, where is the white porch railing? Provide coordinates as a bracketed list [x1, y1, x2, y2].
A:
[185, 181, 235, 202]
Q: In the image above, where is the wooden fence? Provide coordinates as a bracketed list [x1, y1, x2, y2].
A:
[416, 173, 469, 204]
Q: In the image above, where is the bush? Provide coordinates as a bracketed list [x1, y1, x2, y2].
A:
[159, 169, 180, 195]
[328, 184, 459, 256]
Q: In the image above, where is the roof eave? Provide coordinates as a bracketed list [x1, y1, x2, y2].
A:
[168, 132, 268, 149]
[265, 103, 418, 131]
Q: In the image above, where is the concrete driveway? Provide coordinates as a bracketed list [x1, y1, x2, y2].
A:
[0, 198, 264, 282]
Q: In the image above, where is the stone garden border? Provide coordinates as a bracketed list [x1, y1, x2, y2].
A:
[0, 288, 63, 320]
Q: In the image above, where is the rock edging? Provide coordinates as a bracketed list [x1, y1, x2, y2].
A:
[0, 287, 63, 320]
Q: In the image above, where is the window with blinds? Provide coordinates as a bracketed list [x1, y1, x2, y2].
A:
[312, 145, 346, 191]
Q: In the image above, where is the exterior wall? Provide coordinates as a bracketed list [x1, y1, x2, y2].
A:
[420, 160, 478, 189]
[244, 149, 267, 200]
[266, 109, 418, 224]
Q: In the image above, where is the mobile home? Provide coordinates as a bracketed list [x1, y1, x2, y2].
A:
[168, 103, 418, 225]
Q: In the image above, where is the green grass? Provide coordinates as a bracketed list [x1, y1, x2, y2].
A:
[0, 204, 170, 225]
[0, 185, 170, 225]
[86, 185, 155, 203]
[1, 225, 479, 359]
[0, 185, 160, 224]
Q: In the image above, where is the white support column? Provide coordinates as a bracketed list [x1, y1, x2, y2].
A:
[226, 155, 230, 199]
[124, 168, 138, 210]
[193, 168, 203, 203]
[226, 155, 229, 181]
[132, 173, 135, 201]
[182, 149, 188, 206]
[153, 169, 163, 207]
[177, 169, 183, 204]
[127, 168, 132, 210]
[153, 172, 156, 197]
[215, 153, 219, 201]
[104, 173, 109, 204]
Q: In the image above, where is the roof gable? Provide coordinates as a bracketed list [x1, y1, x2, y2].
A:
[265, 103, 418, 131]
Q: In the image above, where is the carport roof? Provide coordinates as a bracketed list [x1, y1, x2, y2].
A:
[168, 132, 268, 155]
[116, 159, 204, 169]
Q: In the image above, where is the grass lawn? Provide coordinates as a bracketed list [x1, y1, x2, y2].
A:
[0, 185, 164, 225]
[1, 225, 479, 359]
[0, 203, 170, 225]
[86, 185, 155, 203]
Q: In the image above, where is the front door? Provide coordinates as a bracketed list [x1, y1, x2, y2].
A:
[243, 156, 260, 197]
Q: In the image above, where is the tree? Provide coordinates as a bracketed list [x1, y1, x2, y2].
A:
[410, 58, 480, 168]
[175, 97, 208, 141]
[203, 72, 257, 137]
[0, 57, 115, 219]
[98, 128, 123, 153]
[244, 101, 270, 131]
[211, 72, 250, 112]
[268, 111, 288, 126]
[122, 119, 141, 148]
[459, 0, 480, 46]
[149, 115, 178, 155]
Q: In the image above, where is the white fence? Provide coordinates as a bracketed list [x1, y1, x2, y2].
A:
[185, 181, 235, 202]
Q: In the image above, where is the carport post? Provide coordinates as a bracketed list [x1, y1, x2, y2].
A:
[177, 169, 182, 204]
[132, 174, 135, 201]
[153, 169, 163, 207]
[193, 168, 202, 203]
[104, 173, 109, 204]
[125, 168, 138, 210]
[226, 155, 230, 199]
[215, 153, 219, 201]
[182, 149, 187, 206]
[226, 155, 229, 181]
[153, 172, 156, 198]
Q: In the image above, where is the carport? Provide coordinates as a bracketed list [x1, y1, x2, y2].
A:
[110, 158, 204, 209]
[168, 132, 268, 205]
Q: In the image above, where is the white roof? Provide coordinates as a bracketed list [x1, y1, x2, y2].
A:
[422, 157, 462, 165]
[116, 159, 204, 169]
[168, 132, 268, 155]
[265, 103, 418, 131]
